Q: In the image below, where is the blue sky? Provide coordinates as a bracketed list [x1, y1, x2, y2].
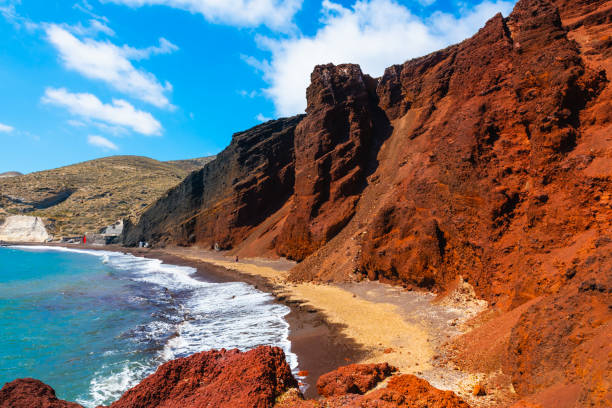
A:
[0, 0, 515, 174]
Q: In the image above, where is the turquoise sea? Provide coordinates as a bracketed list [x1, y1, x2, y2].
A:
[0, 246, 296, 407]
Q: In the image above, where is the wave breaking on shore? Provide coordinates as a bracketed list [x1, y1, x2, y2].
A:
[11, 245, 298, 407]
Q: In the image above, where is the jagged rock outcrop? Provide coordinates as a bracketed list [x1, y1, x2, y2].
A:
[356, 0, 608, 297]
[0, 378, 82, 408]
[106, 347, 296, 408]
[277, 370, 470, 408]
[316, 362, 396, 397]
[123, 116, 303, 250]
[275, 64, 389, 261]
[0, 215, 50, 242]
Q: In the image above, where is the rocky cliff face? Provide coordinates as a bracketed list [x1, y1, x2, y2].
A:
[275, 64, 389, 261]
[124, 0, 611, 405]
[123, 116, 303, 250]
[0, 215, 50, 242]
[300, 0, 609, 295]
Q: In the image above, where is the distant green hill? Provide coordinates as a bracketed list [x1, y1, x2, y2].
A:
[0, 155, 214, 237]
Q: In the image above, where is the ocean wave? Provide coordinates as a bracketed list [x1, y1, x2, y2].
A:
[10, 245, 298, 407]
[76, 360, 150, 408]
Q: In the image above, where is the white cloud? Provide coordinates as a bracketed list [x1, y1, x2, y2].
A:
[256, 113, 271, 122]
[122, 37, 178, 60]
[74, 0, 110, 22]
[252, 0, 514, 116]
[0, 2, 18, 21]
[0, 0, 39, 31]
[67, 119, 87, 127]
[0, 122, 14, 133]
[419, 0, 437, 6]
[104, 0, 302, 31]
[66, 19, 116, 37]
[88, 135, 119, 150]
[92, 121, 131, 136]
[45, 24, 177, 109]
[238, 89, 258, 98]
[240, 53, 270, 72]
[42, 87, 162, 136]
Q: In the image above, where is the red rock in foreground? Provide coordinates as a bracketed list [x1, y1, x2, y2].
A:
[316, 362, 396, 397]
[0, 354, 470, 408]
[107, 346, 297, 408]
[0, 378, 83, 408]
[277, 370, 470, 408]
[353, 374, 472, 408]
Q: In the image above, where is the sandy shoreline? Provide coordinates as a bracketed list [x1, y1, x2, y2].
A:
[121, 246, 368, 398]
[120, 246, 490, 401]
[5, 242, 490, 402]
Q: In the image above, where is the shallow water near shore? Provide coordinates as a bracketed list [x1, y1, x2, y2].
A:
[0, 246, 297, 407]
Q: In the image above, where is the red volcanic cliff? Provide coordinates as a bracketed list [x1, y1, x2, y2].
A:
[275, 64, 389, 261]
[122, 116, 304, 251]
[122, 0, 611, 406]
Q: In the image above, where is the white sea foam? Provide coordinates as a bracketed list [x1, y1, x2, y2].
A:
[76, 360, 149, 407]
[10, 245, 299, 407]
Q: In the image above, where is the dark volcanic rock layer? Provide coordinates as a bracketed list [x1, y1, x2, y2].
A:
[123, 116, 303, 249]
[124, 0, 611, 406]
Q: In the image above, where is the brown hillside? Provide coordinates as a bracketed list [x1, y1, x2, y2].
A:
[166, 156, 216, 171]
[0, 171, 22, 178]
[0, 155, 213, 237]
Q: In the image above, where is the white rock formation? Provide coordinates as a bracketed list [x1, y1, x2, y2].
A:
[0, 215, 50, 242]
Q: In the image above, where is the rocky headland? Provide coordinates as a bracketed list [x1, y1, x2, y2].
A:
[3, 0, 611, 406]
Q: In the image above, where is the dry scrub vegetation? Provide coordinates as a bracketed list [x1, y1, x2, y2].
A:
[0, 155, 214, 237]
